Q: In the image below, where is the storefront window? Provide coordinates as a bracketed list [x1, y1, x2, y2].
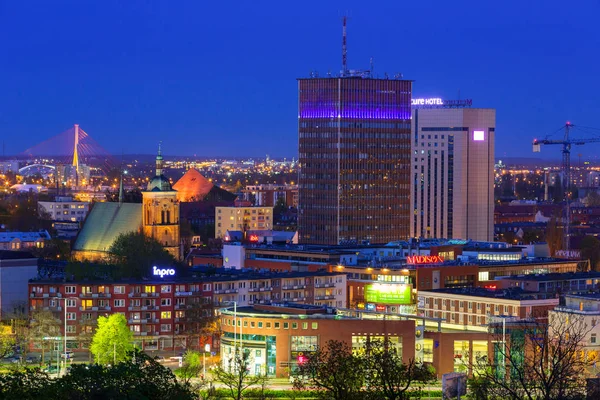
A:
[423, 339, 433, 363]
[472, 340, 488, 375]
[453, 340, 469, 372]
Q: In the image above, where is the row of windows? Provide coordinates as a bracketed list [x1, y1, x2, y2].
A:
[38, 284, 214, 295]
[223, 318, 318, 331]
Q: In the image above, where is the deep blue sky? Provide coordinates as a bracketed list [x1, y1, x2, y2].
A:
[1, 0, 599, 159]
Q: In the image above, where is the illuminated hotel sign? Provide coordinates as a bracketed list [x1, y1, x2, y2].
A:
[248, 234, 259, 242]
[411, 98, 443, 106]
[153, 266, 175, 278]
[411, 98, 473, 108]
[406, 255, 444, 264]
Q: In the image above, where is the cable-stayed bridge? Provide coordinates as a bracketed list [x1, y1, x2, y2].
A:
[18, 124, 113, 177]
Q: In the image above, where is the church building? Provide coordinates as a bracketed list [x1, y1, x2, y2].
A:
[72, 147, 181, 261]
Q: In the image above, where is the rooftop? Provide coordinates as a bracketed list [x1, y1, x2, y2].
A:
[72, 202, 142, 253]
[0, 250, 37, 260]
[497, 271, 600, 282]
[420, 287, 559, 301]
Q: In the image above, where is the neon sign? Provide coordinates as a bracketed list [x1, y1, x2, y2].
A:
[153, 266, 175, 278]
[248, 234, 259, 242]
[473, 130, 484, 141]
[406, 255, 444, 264]
[411, 98, 473, 108]
[411, 98, 443, 106]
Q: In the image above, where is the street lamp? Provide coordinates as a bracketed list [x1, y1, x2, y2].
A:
[203, 343, 211, 378]
[57, 296, 79, 372]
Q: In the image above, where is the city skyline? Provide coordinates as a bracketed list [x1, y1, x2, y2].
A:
[1, 1, 599, 158]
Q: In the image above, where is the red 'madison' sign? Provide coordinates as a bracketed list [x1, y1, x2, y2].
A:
[406, 255, 444, 264]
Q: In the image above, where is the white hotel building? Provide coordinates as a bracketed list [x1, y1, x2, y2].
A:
[410, 107, 495, 241]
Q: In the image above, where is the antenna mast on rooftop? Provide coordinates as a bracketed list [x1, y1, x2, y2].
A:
[342, 15, 348, 76]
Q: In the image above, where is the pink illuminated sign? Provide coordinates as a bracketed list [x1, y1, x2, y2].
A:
[473, 130, 484, 141]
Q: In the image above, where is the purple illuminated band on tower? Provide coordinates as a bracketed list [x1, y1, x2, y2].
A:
[299, 106, 411, 120]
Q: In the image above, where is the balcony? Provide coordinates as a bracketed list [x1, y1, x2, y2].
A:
[282, 285, 306, 290]
[290, 297, 306, 302]
[214, 289, 238, 295]
[174, 304, 189, 310]
[132, 331, 148, 336]
[80, 292, 111, 299]
[314, 295, 336, 300]
[128, 306, 141, 311]
[128, 292, 159, 298]
[314, 283, 336, 288]
[129, 318, 148, 324]
[248, 299, 270, 305]
[175, 291, 194, 296]
[249, 287, 273, 293]
[80, 306, 111, 312]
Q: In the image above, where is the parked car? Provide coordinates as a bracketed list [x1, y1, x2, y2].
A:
[2, 356, 20, 364]
[25, 356, 35, 364]
[154, 355, 166, 363]
[60, 351, 74, 359]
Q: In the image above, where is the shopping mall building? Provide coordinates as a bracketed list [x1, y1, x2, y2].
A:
[219, 303, 489, 378]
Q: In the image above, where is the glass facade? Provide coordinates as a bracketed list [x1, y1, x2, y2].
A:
[298, 78, 412, 244]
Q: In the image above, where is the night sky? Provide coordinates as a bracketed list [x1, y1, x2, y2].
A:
[1, 0, 599, 159]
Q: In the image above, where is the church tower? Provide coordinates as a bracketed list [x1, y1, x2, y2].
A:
[142, 144, 181, 260]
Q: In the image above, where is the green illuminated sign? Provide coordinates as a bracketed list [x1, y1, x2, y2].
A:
[365, 284, 411, 305]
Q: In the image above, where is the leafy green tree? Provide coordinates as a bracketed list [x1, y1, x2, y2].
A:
[213, 347, 268, 400]
[90, 313, 133, 365]
[363, 338, 436, 400]
[178, 350, 203, 384]
[580, 235, 600, 271]
[0, 323, 16, 359]
[29, 309, 60, 364]
[295, 340, 365, 400]
[108, 231, 176, 278]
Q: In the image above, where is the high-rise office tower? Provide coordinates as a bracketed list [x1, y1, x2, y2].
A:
[297, 77, 412, 244]
[410, 107, 495, 241]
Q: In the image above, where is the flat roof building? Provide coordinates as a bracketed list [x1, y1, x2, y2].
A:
[298, 76, 412, 245]
[411, 108, 495, 241]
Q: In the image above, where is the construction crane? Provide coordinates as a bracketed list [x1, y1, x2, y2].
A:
[533, 122, 600, 252]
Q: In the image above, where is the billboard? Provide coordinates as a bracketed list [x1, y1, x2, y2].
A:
[364, 283, 411, 305]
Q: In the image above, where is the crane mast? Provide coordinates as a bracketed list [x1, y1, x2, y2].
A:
[532, 122, 600, 254]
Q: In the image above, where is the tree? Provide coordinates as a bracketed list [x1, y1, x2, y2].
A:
[178, 350, 203, 384]
[108, 231, 176, 278]
[470, 313, 591, 400]
[295, 340, 365, 400]
[546, 215, 564, 256]
[0, 323, 16, 359]
[0, 351, 197, 400]
[213, 347, 268, 400]
[363, 338, 436, 400]
[0, 368, 52, 400]
[90, 313, 133, 365]
[29, 309, 60, 364]
[185, 301, 220, 351]
[580, 235, 600, 271]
